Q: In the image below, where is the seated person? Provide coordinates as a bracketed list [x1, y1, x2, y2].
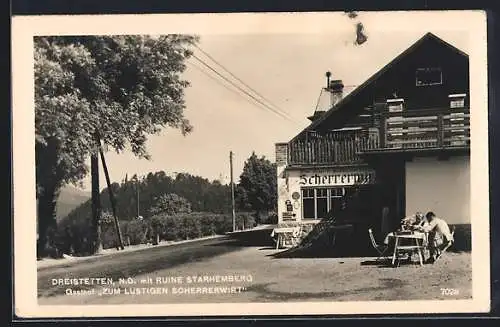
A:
[398, 212, 426, 262]
[417, 211, 454, 263]
[401, 212, 426, 231]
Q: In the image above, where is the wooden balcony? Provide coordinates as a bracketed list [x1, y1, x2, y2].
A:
[288, 131, 380, 166]
[381, 107, 470, 150]
[287, 107, 470, 166]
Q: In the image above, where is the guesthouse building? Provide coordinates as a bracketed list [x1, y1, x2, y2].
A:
[275, 33, 471, 247]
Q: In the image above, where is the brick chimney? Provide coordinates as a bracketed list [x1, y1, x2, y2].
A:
[275, 142, 288, 167]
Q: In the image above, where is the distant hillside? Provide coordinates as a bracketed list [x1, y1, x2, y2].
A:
[59, 171, 232, 228]
[56, 186, 91, 220]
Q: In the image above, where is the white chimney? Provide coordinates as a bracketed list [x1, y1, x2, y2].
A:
[329, 79, 344, 107]
[308, 73, 344, 122]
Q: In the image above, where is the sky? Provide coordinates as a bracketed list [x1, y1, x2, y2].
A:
[78, 12, 472, 191]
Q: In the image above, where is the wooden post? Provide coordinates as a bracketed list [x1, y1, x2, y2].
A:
[136, 180, 140, 218]
[97, 139, 125, 250]
[437, 113, 444, 147]
[230, 151, 236, 232]
[90, 152, 102, 254]
[379, 114, 386, 148]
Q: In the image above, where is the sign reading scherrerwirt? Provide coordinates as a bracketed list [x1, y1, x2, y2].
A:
[299, 170, 376, 186]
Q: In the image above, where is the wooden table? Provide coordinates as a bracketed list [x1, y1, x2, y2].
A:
[391, 232, 427, 266]
[270, 227, 301, 249]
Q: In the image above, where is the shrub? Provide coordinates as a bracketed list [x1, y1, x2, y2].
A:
[55, 211, 248, 256]
[263, 212, 278, 225]
[200, 214, 218, 236]
[235, 212, 256, 230]
[122, 219, 149, 245]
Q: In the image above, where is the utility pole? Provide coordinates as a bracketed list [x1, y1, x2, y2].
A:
[90, 151, 102, 254]
[96, 133, 125, 251]
[136, 180, 140, 219]
[230, 151, 236, 232]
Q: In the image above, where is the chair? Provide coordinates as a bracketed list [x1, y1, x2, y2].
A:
[434, 227, 455, 262]
[368, 228, 389, 261]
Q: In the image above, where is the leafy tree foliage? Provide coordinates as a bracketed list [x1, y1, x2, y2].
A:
[35, 35, 198, 257]
[235, 152, 277, 223]
[149, 193, 192, 216]
[148, 193, 192, 245]
[59, 171, 231, 235]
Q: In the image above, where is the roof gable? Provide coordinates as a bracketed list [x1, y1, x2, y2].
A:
[294, 32, 468, 139]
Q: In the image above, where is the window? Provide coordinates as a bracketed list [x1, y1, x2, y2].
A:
[302, 189, 315, 219]
[316, 189, 328, 219]
[416, 67, 443, 86]
[301, 187, 346, 220]
[387, 99, 404, 113]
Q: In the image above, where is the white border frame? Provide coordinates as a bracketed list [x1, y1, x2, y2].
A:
[11, 11, 490, 317]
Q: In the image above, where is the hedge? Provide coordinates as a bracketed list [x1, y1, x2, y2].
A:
[54, 211, 257, 256]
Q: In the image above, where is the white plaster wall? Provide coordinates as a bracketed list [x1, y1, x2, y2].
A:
[277, 167, 376, 223]
[276, 168, 305, 222]
[405, 156, 470, 224]
[276, 164, 290, 220]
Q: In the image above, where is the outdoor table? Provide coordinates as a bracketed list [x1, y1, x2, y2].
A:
[270, 227, 301, 249]
[384, 230, 428, 246]
[390, 231, 427, 266]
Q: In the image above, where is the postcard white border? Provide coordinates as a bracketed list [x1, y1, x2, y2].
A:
[12, 11, 490, 317]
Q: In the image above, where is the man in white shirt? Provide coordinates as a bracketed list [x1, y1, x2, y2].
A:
[419, 211, 454, 263]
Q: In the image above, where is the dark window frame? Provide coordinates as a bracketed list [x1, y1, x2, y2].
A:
[415, 67, 443, 87]
[301, 187, 346, 220]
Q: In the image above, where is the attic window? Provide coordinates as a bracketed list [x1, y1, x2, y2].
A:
[386, 98, 404, 113]
[416, 67, 443, 86]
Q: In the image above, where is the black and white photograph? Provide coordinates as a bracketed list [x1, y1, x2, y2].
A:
[12, 11, 490, 317]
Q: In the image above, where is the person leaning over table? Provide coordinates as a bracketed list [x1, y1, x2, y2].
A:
[417, 211, 454, 263]
[395, 212, 425, 263]
[401, 211, 426, 230]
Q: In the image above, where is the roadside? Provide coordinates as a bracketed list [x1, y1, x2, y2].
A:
[37, 234, 226, 270]
[38, 246, 472, 304]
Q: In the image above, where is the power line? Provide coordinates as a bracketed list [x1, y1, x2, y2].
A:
[191, 53, 295, 123]
[194, 44, 291, 118]
[187, 60, 293, 121]
[190, 53, 299, 124]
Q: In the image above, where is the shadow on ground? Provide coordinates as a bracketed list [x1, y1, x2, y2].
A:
[215, 227, 276, 247]
[38, 236, 244, 298]
[245, 278, 408, 302]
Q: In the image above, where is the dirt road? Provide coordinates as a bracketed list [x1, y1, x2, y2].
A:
[38, 236, 243, 298]
[38, 241, 472, 305]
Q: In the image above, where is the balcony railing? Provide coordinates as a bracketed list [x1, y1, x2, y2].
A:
[288, 131, 380, 165]
[382, 107, 470, 149]
[287, 107, 470, 166]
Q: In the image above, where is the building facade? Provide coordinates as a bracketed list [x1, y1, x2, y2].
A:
[275, 33, 471, 247]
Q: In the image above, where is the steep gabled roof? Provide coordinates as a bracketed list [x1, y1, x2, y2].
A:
[292, 32, 468, 140]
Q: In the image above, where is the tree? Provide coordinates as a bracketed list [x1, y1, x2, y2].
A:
[236, 152, 277, 224]
[149, 193, 192, 216]
[149, 193, 191, 245]
[35, 35, 198, 257]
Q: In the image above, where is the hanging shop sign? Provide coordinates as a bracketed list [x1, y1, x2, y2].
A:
[299, 170, 376, 187]
[283, 200, 297, 221]
[282, 212, 297, 221]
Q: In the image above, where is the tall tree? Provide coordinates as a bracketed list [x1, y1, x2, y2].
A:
[35, 35, 198, 257]
[149, 193, 192, 245]
[149, 193, 192, 216]
[236, 152, 277, 224]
